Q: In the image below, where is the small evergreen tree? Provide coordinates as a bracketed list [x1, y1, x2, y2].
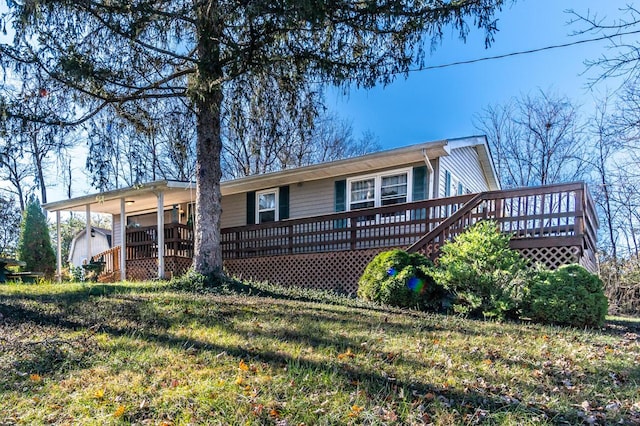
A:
[17, 197, 56, 277]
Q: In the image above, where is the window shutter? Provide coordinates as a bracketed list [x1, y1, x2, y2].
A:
[246, 191, 256, 225]
[279, 186, 290, 220]
[412, 166, 428, 201]
[334, 180, 347, 229]
[444, 171, 451, 197]
[458, 182, 463, 196]
[334, 180, 346, 212]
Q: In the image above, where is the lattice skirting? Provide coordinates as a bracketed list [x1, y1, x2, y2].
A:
[127, 258, 158, 281]
[522, 245, 598, 273]
[115, 245, 595, 291]
[224, 248, 388, 295]
[225, 244, 594, 295]
[516, 246, 587, 271]
[125, 256, 192, 281]
[164, 257, 193, 279]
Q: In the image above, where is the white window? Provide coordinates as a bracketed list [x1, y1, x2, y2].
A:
[256, 189, 278, 223]
[350, 178, 375, 210]
[381, 174, 408, 206]
[347, 169, 412, 211]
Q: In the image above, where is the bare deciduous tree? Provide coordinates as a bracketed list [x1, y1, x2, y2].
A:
[476, 90, 589, 188]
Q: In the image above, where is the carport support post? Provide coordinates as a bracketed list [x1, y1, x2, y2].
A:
[120, 198, 127, 281]
[56, 211, 62, 282]
[157, 191, 165, 279]
[85, 204, 92, 265]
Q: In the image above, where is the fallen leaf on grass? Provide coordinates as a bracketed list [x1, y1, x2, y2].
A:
[239, 360, 249, 372]
[113, 405, 126, 418]
[29, 374, 42, 382]
[338, 348, 355, 360]
[94, 389, 105, 400]
[348, 404, 364, 417]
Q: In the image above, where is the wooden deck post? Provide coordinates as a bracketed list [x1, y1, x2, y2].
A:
[575, 187, 585, 240]
[157, 191, 165, 279]
[120, 198, 127, 280]
[56, 211, 62, 282]
[85, 204, 92, 265]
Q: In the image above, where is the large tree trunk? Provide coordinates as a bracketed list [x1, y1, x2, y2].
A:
[193, 0, 224, 277]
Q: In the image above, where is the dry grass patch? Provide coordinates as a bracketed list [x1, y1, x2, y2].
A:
[0, 281, 639, 425]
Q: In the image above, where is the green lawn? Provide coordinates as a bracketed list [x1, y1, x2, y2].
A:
[0, 281, 639, 425]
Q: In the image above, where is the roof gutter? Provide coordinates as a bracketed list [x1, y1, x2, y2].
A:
[422, 148, 436, 199]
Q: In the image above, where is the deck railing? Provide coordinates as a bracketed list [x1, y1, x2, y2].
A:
[91, 245, 120, 275]
[221, 194, 474, 259]
[95, 182, 597, 273]
[407, 182, 598, 260]
[221, 182, 597, 260]
[93, 223, 194, 275]
[126, 223, 194, 260]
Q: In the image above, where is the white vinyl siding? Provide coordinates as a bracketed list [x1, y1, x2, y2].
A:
[113, 214, 121, 246]
[438, 146, 489, 197]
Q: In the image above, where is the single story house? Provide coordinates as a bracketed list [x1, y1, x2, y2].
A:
[43, 136, 598, 292]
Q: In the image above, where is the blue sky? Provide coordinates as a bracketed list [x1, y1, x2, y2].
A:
[328, 0, 631, 149]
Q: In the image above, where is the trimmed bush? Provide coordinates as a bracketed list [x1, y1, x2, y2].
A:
[358, 249, 447, 310]
[435, 220, 530, 319]
[525, 264, 608, 327]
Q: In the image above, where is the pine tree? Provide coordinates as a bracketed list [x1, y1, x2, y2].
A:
[17, 197, 56, 277]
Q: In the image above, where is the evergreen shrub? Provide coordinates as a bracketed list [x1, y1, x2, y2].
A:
[358, 249, 447, 310]
[525, 264, 608, 327]
[17, 197, 56, 277]
[435, 220, 529, 319]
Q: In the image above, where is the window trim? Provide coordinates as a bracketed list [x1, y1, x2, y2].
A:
[256, 188, 279, 224]
[346, 168, 413, 211]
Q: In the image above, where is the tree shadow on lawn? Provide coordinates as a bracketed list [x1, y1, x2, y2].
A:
[0, 282, 162, 304]
[0, 301, 577, 423]
[1, 293, 632, 424]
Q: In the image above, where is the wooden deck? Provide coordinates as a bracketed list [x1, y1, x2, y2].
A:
[95, 182, 598, 288]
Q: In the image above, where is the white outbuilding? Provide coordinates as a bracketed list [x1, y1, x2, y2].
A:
[68, 227, 112, 267]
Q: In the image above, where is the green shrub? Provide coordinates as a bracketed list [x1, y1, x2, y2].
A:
[169, 269, 213, 292]
[435, 221, 529, 320]
[17, 197, 56, 277]
[358, 249, 447, 310]
[525, 264, 608, 327]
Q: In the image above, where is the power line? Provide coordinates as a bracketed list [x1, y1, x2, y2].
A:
[408, 29, 640, 73]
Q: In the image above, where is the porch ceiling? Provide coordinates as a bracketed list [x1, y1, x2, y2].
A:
[43, 181, 196, 215]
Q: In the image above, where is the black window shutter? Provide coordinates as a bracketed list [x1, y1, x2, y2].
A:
[334, 180, 346, 212]
[412, 166, 428, 201]
[246, 191, 256, 225]
[279, 186, 290, 220]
